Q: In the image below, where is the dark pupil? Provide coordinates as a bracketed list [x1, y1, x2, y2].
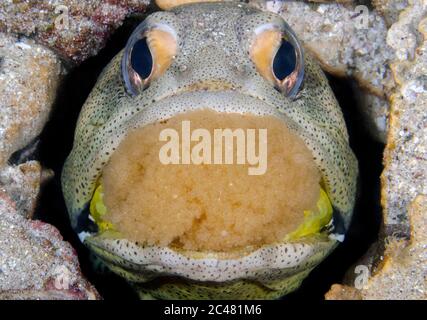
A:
[272, 40, 296, 80]
[131, 38, 153, 79]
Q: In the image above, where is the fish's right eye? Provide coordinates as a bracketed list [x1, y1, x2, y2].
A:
[131, 37, 153, 81]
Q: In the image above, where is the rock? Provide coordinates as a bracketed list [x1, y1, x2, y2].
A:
[325, 284, 362, 300]
[0, 191, 100, 300]
[327, 0, 427, 300]
[353, 88, 389, 142]
[361, 195, 427, 299]
[0, 0, 150, 64]
[382, 0, 427, 229]
[0, 30, 99, 299]
[0, 33, 62, 168]
[373, 0, 409, 27]
[326, 195, 427, 300]
[0, 161, 43, 219]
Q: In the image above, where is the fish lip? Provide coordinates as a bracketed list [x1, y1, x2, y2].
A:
[122, 89, 290, 130]
[84, 231, 337, 283]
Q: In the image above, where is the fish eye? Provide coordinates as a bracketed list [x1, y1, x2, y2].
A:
[250, 28, 304, 99]
[131, 38, 153, 80]
[122, 25, 177, 95]
[272, 40, 296, 81]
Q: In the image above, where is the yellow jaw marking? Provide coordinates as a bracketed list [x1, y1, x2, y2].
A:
[90, 183, 333, 240]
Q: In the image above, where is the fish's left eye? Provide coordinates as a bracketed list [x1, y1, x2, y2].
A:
[122, 26, 177, 95]
[273, 40, 296, 81]
[250, 28, 304, 98]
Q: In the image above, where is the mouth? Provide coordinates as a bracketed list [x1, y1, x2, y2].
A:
[83, 103, 337, 254]
[58, 86, 350, 288]
[80, 108, 340, 286]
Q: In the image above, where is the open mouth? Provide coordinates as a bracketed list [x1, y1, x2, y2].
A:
[87, 107, 334, 254]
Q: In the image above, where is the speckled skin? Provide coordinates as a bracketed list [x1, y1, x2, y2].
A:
[62, 2, 358, 299]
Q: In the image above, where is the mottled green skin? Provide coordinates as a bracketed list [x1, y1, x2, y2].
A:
[62, 2, 358, 299]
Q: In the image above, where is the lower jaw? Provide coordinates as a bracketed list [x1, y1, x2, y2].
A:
[85, 232, 337, 299]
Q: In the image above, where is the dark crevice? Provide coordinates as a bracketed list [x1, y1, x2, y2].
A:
[35, 17, 383, 300]
[283, 75, 383, 300]
[8, 137, 40, 165]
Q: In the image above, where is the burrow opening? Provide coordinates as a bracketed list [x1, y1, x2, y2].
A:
[33, 16, 383, 300]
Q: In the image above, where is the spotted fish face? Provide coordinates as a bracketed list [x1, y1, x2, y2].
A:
[62, 2, 358, 299]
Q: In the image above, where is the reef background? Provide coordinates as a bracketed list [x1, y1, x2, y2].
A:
[0, 0, 425, 300]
